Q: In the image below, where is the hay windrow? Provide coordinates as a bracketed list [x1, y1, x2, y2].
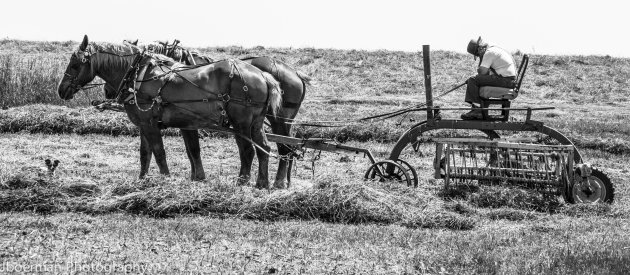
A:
[4, 105, 629, 153]
[0, 174, 474, 230]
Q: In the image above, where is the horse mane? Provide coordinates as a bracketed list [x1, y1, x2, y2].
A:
[88, 42, 141, 75]
[135, 41, 189, 61]
[136, 42, 167, 54]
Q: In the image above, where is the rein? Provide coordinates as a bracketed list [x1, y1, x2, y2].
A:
[63, 72, 105, 91]
[285, 82, 466, 127]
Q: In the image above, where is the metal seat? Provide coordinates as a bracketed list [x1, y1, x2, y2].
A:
[480, 86, 518, 100]
[479, 54, 529, 121]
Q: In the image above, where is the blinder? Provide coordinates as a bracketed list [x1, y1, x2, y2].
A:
[76, 48, 92, 64]
[62, 49, 94, 94]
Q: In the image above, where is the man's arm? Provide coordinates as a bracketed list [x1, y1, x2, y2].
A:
[478, 49, 495, 76]
[477, 66, 490, 75]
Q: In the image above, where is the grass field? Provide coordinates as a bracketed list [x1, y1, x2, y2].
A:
[1, 38, 630, 273]
[1, 134, 629, 273]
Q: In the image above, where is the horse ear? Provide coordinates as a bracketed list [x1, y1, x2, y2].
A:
[80, 35, 89, 51]
[123, 39, 138, 46]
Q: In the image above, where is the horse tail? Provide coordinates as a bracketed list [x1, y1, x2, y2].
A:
[262, 71, 282, 115]
[296, 70, 313, 86]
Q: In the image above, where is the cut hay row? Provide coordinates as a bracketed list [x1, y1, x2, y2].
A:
[0, 104, 404, 142]
[1, 104, 630, 154]
[0, 173, 473, 230]
[1, 171, 623, 230]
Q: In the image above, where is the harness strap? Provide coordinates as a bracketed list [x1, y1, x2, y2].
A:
[185, 50, 196, 65]
[131, 90, 265, 107]
[283, 101, 301, 108]
[134, 63, 151, 91]
[115, 52, 145, 104]
[122, 55, 268, 129]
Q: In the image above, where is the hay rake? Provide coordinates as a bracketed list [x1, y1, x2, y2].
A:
[386, 45, 614, 203]
[433, 138, 574, 197]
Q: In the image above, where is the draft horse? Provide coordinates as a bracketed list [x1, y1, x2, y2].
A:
[118, 39, 310, 188]
[58, 35, 282, 189]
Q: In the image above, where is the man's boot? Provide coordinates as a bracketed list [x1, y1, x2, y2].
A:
[461, 106, 483, 120]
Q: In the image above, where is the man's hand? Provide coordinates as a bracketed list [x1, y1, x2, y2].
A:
[477, 66, 490, 75]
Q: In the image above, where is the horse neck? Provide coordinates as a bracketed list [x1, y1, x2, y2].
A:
[91, 52, 134, 87]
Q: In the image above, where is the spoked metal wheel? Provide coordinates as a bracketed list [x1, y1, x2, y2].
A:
[570, 168, 615, 203]
[393, 159, 418, 187]
[364, 160, 412, 186]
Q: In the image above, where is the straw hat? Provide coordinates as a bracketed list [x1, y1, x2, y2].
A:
[467, 36, 484, 56]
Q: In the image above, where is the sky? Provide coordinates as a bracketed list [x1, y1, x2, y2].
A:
[1, 0, 629, 57]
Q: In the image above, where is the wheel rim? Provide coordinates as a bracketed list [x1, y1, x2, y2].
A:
[395, 159, 418, 187]
[365, 161, 411, 186]
[572, 176, 607, 203]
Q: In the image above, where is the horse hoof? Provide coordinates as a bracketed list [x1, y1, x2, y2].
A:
[236, 177, 250, 186]
[191, 174, 206, 181]
[273, 180, 287, 189]
[256, 180, 270, 189]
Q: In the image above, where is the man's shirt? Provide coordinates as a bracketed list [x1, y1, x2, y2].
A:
[480, 46, 517, 77]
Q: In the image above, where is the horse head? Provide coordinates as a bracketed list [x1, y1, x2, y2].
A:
[58, 35, 97, 100]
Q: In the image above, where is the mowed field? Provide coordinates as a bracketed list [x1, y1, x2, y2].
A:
[1, 39, 630, 273]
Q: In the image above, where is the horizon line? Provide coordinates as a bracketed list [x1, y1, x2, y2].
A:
[1, 37, 628, 59]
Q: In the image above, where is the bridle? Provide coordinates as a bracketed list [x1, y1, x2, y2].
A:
[63, 50, 92, 92]
[64, 46, 140, 94]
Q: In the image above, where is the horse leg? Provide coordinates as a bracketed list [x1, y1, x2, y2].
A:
[141, 126, 170, 176]
[233, 127, 255, 186]
[252, 121, 271, 189]
[139, 132, 152, 179]
[181, 129, 206, 181]
[268, 115, 294, 188]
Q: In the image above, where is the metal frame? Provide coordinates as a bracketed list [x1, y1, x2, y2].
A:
[266, 133, 377, 165]
[387, 45, 583, 164]
[434, 137, 574, 196]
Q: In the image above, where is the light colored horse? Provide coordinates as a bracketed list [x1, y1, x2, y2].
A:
[59, 35, 282, 189]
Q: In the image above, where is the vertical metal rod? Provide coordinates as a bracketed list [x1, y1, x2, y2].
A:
[422, 45, 434, 119]
[434, 143, 444, 179]
[444, 144, 451, 189]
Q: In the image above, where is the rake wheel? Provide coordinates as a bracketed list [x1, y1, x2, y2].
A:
[364, 160, 412, 187]
[394, 159, 418, 187]
[568, 168, 614, 203]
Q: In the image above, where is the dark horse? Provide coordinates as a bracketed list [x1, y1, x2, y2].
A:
[59, 35, 282, 189]
[111, 39, 310, 188]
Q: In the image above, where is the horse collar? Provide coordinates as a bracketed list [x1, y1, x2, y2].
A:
[119, 62, 151, 105]
[134, 64, 151, 92]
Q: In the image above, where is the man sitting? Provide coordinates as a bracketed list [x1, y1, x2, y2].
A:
[461, 37, 517, 120]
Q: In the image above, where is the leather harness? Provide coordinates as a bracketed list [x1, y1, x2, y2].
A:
[115, 55, 268, 129]
[153, 45, 300, 109]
